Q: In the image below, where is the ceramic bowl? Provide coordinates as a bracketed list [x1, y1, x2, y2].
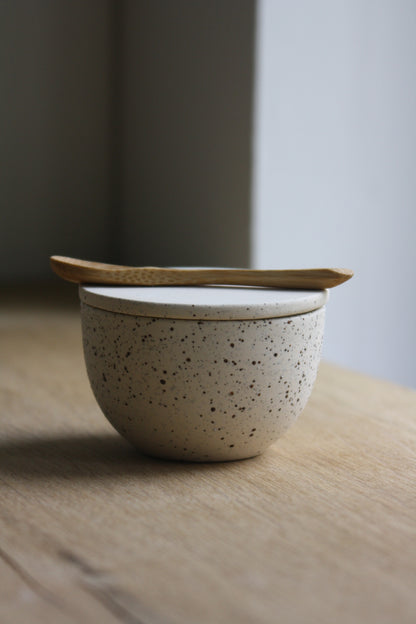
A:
[79, 285, 328, 462]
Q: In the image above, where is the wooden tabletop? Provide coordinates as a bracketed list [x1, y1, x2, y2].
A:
[1, 283, 415, 624]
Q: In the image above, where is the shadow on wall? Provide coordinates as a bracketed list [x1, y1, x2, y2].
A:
[0, 0, 255, 280]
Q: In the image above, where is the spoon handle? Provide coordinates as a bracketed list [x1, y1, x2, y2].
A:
[50, 256, 353, 289]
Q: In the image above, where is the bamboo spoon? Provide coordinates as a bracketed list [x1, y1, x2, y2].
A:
[50, 256, 353, 289]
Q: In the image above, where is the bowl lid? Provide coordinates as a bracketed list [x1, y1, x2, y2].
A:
[79, 284, 328, 321]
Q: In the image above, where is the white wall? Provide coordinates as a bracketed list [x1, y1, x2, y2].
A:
[252, 0, 416, 388]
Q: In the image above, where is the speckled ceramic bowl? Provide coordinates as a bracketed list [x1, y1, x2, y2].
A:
[79, 285, 328, 462]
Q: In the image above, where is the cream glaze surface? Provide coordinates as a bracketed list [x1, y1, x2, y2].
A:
[81, 290, 326, 461]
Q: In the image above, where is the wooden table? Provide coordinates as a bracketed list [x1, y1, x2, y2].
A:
[1, 283, 415, 624]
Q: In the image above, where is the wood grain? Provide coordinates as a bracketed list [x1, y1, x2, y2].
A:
[50, 255, 354, 289]
[1, 283, 415, 624]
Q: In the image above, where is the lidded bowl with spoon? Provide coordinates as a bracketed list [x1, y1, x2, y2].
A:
[51, 256, 353, 461]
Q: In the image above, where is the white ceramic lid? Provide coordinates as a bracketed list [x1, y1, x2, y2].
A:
[79, 284, 328, 321]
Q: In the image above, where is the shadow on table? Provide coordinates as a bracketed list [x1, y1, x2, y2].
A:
[0, 431, 262, 483]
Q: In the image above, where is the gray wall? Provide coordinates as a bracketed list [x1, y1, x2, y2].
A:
[0, 1, 114, 280]
[0, 0, 255, 279]
[2, 0, 414, 388]
[120, 0, 254, 267]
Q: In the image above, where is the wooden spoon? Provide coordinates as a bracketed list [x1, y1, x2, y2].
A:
[50, 256, 353, 290]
